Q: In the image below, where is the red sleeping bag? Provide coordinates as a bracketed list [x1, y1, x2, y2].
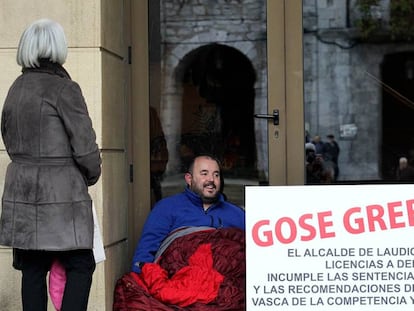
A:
[113, 227, 245, 310]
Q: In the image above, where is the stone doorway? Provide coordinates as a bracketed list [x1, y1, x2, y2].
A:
[381, 51, 414, 180]
[174, 43, 258, 178]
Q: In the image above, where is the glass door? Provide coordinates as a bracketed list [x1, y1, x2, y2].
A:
[145, 0, 303, 208]
[303, 0, 414, 184]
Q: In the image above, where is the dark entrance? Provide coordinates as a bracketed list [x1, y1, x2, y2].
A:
[381, 51, 414, 180]
[175, 43, 257, 178]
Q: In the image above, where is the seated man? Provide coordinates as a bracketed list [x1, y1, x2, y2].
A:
[131, 154, 245, 273]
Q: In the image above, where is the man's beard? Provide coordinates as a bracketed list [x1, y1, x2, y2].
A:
[201, 195, 218, 205]
[191, 182, 219, 204]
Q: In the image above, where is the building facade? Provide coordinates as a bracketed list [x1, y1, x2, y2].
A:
[304, 0, 414, 181]
[0, 0, 413, 310]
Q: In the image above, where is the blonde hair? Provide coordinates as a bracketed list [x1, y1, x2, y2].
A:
[17, 18, 68, 68]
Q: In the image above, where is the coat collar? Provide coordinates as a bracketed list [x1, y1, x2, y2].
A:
[22, 59, 71, 80]
[184, 186, 224, 209]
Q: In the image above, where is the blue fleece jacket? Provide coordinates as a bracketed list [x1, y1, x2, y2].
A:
[131, 187, 245, 273]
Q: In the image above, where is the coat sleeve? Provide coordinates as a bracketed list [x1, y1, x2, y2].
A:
[131, 203, 174, 273]
[56, 81, 101, 186]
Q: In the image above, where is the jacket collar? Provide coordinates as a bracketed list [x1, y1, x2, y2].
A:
[22, 59, 71, 80]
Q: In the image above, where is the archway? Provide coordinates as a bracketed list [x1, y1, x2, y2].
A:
[381, 51, 414, 180]
[174, 43, 257, 177]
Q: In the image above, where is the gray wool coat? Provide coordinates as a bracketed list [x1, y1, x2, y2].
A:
[0, 60, 101, 251]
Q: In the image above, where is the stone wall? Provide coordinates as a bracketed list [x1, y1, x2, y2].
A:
[155, 0, 268, 177]
[303, 0, 414, 180]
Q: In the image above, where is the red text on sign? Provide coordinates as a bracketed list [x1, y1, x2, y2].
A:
[343, 199, 414, 234]
[251, 211, 335, 246]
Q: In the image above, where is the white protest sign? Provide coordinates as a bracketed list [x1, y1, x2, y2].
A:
[246, 185, 414, 310]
